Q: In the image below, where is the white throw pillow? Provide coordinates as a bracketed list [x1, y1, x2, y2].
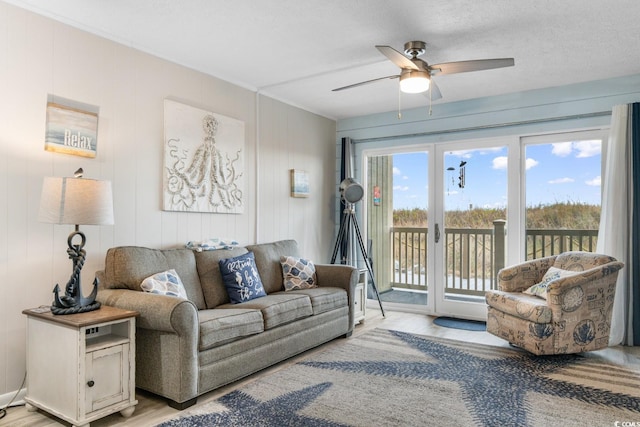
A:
[140, 269, 188, 299]
[523, 266, 578, 299]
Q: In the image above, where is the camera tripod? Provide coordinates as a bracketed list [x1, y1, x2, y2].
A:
[331, 203, 385, 317]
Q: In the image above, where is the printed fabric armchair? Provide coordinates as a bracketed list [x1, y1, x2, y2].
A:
[485, 251, 623, 355]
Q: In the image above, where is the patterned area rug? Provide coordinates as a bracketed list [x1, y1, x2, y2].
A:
[157, 329, 640, 427]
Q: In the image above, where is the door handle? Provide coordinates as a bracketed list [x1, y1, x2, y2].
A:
[435, 223, 440, 243]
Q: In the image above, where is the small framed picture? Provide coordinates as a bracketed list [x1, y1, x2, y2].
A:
[290, 169, 309, 198]
[45, 95, 99, 158]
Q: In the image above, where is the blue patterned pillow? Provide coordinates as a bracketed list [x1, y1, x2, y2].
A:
[280, 256, 317, 291]
[140, 269, 188, 299]
[219, 252, 267, 303]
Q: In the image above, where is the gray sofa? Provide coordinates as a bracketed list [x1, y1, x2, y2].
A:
[95, 239, 357, 409]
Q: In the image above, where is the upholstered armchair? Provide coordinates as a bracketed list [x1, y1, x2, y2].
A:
[485, 251, 623, 355]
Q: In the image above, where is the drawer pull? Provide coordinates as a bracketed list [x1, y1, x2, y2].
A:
[87, 380, 95, 387]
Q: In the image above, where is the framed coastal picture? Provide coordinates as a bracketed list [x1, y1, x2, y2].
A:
[163, 99, 245, 213]
[44, 95, 99, 158]
[290, 169, 310, 198]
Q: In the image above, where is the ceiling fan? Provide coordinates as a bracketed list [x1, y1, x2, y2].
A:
[333, 41, 515, 101]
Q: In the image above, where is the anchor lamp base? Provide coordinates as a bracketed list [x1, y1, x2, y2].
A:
[51, 300, 101, 315]
[50, 229, 101, 315]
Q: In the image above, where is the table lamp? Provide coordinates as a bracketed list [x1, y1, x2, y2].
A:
[38, 168, 114, 315]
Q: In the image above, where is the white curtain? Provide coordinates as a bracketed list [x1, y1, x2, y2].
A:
[597, 104, 633, 345]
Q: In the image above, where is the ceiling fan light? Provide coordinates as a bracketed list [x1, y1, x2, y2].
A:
[399, 71, 430, 94]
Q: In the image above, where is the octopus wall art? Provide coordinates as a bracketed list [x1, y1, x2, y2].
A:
[163, 100, 245, 213]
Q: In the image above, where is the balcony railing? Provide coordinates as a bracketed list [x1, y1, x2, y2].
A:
[390, 223, 598, 297]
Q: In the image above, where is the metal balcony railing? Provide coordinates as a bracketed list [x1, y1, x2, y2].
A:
[390, 223, 598, 297]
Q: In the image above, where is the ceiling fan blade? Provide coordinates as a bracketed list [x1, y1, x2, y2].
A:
[332, 75, 400, 92]
[422, 80, 443, 101]
[430, 58, 514, 75]
[375, 45, 420, 70]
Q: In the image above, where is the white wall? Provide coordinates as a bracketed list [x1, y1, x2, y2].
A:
[0, 3, 336, 399]
[257, 96, 338, 258]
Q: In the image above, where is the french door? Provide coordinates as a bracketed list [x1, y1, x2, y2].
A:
[433, 140, 509, 320]
[364, 138, 510, 320]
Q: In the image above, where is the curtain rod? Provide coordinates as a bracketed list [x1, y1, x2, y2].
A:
[351, 110, 612, 144]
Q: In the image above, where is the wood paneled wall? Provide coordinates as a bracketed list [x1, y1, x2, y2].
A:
[0, 3, 336, 399]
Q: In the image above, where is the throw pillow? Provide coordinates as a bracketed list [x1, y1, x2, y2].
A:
[219, 252, 267, 303]
[140, 269, 188, 299]
[523, 266, 578, 299]
[280, 256, 317, 291]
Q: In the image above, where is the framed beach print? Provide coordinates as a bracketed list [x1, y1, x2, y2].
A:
[44, 95, 99, 158]
[290, 169, 309, 198]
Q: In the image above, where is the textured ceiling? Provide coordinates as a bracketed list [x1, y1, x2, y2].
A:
[5, 0, 640, 120]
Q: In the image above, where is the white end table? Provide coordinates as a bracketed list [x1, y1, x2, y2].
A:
[23, 305, 138, 427]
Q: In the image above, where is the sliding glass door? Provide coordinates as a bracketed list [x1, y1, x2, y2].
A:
[435, 142, 509, 320]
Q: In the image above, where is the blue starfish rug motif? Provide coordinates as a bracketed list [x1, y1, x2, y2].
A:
[157, 329, 640, 427]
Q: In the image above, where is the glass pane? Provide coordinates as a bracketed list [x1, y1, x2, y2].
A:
[367, 152, 428, 306]
[443, 146, 507, 300]
[525, 139, 601, 259]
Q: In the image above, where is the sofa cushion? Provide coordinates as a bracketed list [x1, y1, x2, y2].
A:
[280, 256, 317, 291]
[246, 240, 301, 294]
[195, 247, 249, 308]
[219, 252, 267, 304]
[217, 293, 312, 330]
[274, 287, 347, 315]
[162, 249, 207, 308]
[140, 269, 188, 299]
[485, 290, 553, 324]
[103, 246, 206, 310]
[198, 308, 264, 351]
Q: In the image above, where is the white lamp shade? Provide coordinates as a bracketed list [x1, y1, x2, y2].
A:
[39, 176, 114, 225]
[399, 70, 431, 94]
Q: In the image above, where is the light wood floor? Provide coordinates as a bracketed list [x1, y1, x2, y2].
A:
[3, 306, 640, 427]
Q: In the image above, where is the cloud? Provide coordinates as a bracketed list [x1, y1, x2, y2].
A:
[393, 167, 401, 175]
[548, 177, 574, 184]
[492, 156, 507, 169]
[403, 175, 409, 180]
[393, 185, 409, 191]
[525, 158, 538, 169]
[551, 140, 601, 158]
[552, 142, 573, 157]
[450, 150, 473, 159]
[586, 176, 601, 186]
[575, 140, 601, 158]
[492, 156, 538, 170]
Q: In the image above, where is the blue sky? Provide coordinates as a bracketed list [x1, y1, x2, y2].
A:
[391, 140, 602, 210]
